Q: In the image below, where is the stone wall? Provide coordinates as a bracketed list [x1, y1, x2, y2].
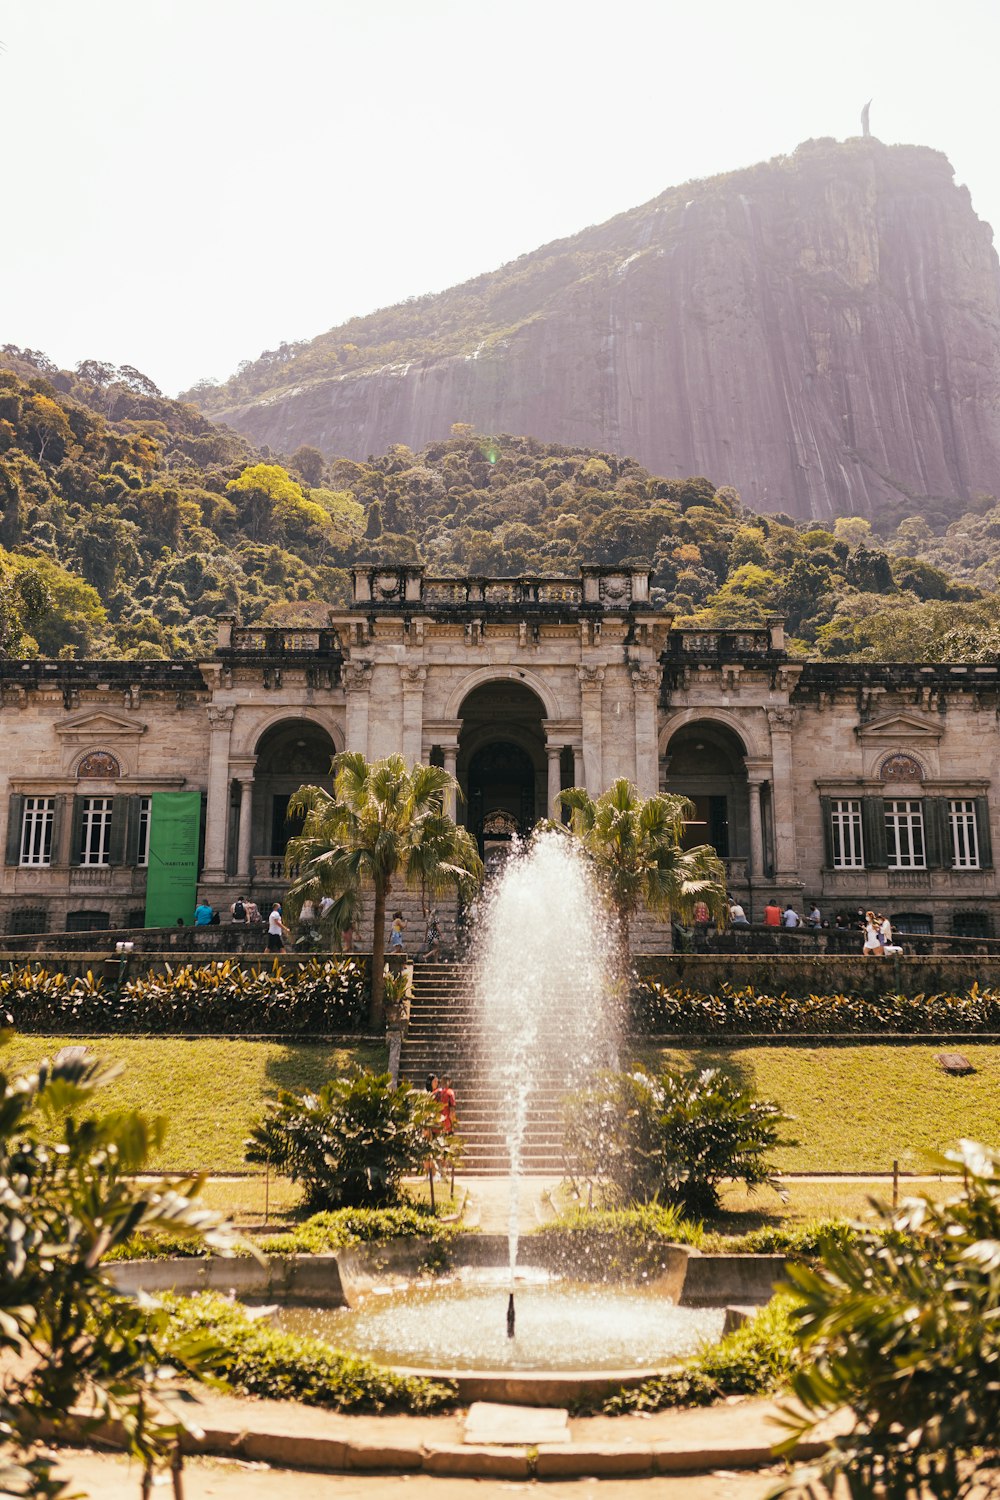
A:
[639, 953, 1000, 1000]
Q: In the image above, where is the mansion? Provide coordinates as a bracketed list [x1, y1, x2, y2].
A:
[2, 563, 999, 942]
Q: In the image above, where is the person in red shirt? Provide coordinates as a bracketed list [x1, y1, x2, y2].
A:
[763, 900, 782, 926]
[434, 1076, 456, 1134]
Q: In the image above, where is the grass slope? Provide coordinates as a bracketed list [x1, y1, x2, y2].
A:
[1, 1037, 386, 1173]
[634, 1044, 1000, 1173]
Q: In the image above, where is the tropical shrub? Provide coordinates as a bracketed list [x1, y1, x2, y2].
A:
[530, 1203, 703, 1280]
[774, 1140, 1000, 1499]
[163, 1292, 456, 1413]
[0, 1043, 236, 1497]
[564, 1065, 791, 1215]
[246, 1069, 458, 1209]
[635, 979, 1000, 1035]
[0, 957, 367, 1035]
[108, 1204, 458, 1262]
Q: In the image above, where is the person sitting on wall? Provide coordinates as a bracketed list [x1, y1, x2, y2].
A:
[193, 898, 214, 926]
[783, 903, 801, 928]
[729, 901, 750, 926]
[230, 896, 248, 924]
[806, 901, 822, 927]
[763, 900, 782, 926]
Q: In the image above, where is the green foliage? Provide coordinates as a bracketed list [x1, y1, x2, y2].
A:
[635, 978, 1000, 1035]
[286, 752, 482, 1026]
[774, 1141, 1000, 1499]
[530, 1204, 703, 1280]
[555, 779, 727, 949]
[598, 1295, 799, 1415]
[109, 1203, 455, 1261]
[0, 1043, 237, 1493]
[565, 1065, 790, 1215]
[162, 1292, 456, 1413]
[245, 1069, 457, 1210]
[0, 957, 368, 1035]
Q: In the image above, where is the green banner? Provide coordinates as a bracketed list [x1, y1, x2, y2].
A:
[144, 792, 202, 928]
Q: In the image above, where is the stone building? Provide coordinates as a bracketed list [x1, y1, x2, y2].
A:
[2, 563, 998, 942]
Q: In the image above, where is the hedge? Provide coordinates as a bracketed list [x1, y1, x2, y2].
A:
[0, 958, 368, 1034]
[634, 980, 1000, 1036]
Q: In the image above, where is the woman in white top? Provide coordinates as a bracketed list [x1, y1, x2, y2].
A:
[862, 909, 882, 957]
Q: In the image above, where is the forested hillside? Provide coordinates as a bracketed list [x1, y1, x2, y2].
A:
[3, 347, 1000, 662]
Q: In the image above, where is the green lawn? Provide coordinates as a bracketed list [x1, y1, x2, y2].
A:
[1, 1037, 386, 1174]
[631, 1043, 1000, 1173]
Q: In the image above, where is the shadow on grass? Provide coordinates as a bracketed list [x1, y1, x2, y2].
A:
[262, 1039, 387, 1098]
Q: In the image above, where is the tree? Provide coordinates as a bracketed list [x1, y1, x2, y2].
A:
[290, 445, 326, 486]
[285, 753, 482, 1027]
[556, 778, 727, 957]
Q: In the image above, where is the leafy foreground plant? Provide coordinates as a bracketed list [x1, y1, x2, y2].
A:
[565, 1065, 792, 1215]
[773, 1140, 1000, 1499]
[246, 1068, 459, 1210]
[0, 1043, 237, 1499]
[163, 1293, 455, 1413]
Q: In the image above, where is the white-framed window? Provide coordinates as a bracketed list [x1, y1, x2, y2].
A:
[885, 799, 925, 870]
[19, 797, 54, 866]
[831, 799, 864, 868]
[137, 796, 151, 866]
[949, 799, 980, 869]
[80, 797, 113, 866]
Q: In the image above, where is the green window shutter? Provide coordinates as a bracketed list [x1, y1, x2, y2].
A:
[924, 798, 948, 870]
[861, 796, 886, 868]
[49, 797, 65, 865]
[5, 794, 24, 866]
[819, 796, 834, 867]
[109, 795, 129, 866]
[976, 796, 993, 870]
[124, 796, 141, 866]
[69, 797, 85, 867]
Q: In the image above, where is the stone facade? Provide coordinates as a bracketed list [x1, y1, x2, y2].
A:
[2, 564, 998, 941]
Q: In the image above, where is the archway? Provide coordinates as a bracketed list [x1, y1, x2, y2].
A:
[456, 681, 547, 858]
[662, 720, 750, 860]
[250, 719, 337, 864]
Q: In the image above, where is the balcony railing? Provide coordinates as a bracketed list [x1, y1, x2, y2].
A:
[668, 629, 772, 657]
[226, 628, 341, 656]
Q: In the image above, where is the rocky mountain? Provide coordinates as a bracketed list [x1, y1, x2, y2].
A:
[190, 138, 1000, 523]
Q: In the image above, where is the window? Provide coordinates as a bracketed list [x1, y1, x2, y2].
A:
[892, 910, 933, 935]
[79, 797, 113, 866]
[953, 910, 992, 939]
[9, 908, 47, 935]
[137, 796, 151, 866]
[66, 910, 110, 933]
[19, 797, 54, 866]
[948, 799, 980, 869]
[885, 800, 925, 870]
[831, 799, 864, 868]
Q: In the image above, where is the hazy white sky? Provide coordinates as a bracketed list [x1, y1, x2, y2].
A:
[2, 0, 997, 396]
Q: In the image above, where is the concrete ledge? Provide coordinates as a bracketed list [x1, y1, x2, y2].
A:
[424, 1443, 532, 1477]
[535, 1443, 654, 1476]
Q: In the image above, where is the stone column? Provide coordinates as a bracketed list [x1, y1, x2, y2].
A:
[767, 707, 799, 882]
[400, 666, 427, 765]
[202, 705, 234, 884]
[546, 745, 562, 817]
[236, 775, 254, 883]
[442, 743, 459, 822]
[342, 662, 372, 758]
[747, 778, 765, 877]
[631, 664, 662, 799]
[578, 666, 605, 794]
[572, 747, 584, 790]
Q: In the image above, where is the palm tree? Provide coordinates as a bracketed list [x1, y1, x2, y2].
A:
[556, 778, 728, 959]
[285, 752, 483, 1028]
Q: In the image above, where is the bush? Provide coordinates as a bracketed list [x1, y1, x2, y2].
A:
[246, 1070, 459, 1210]
[598, 1295, 799, 1414]
[0, 957, 368, 1034]
[634, 979, 1000, 1035]
[775, 1140, 1000, 1498]
[108, 1204, 457, 1262]
[530, 1203, 703, 1279]
[565, 1066, 792, 1215]
[163, 1292, 456, 1413]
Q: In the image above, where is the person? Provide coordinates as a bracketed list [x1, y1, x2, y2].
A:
[782, 903, 800, 928]
[193, 898, 214, 927]
[420, 910, 442, 961]
[230, 895, 248, 925]
[435, 1076, 456, 1134]
[729, 900, 749, 926]
[267, 902, 289, 953]
[763, 900, 782, 927]
[388, 911, 406, 954]
[297, 898, 318, 947]
[862, 909, 882, 957]
[878, 913, 903, 955]
[806, 901, 822, 928]
[692, 899, 710, 927]
[340, 922, 354, 953]
[244, 897, 262, 926]
[835, 913, 847, 930]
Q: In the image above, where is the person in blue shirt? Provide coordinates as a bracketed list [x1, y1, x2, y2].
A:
[193, 899, 214, 926]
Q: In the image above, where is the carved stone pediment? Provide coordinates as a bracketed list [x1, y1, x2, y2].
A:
[55, 711, 146, 742]
[856, 712, 943, 742]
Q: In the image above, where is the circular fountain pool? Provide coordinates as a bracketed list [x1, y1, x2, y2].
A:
[272, 1266, 726, 1373]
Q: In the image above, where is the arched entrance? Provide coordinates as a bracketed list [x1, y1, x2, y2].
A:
[457, 682, 546, 858]
[662, 721, 750, 860]
[250, 719, 337, 865]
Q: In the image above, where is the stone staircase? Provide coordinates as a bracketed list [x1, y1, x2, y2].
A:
[398, 962, 572, 1175]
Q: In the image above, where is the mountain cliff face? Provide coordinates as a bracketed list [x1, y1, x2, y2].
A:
[198, 139, 1000, 520]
